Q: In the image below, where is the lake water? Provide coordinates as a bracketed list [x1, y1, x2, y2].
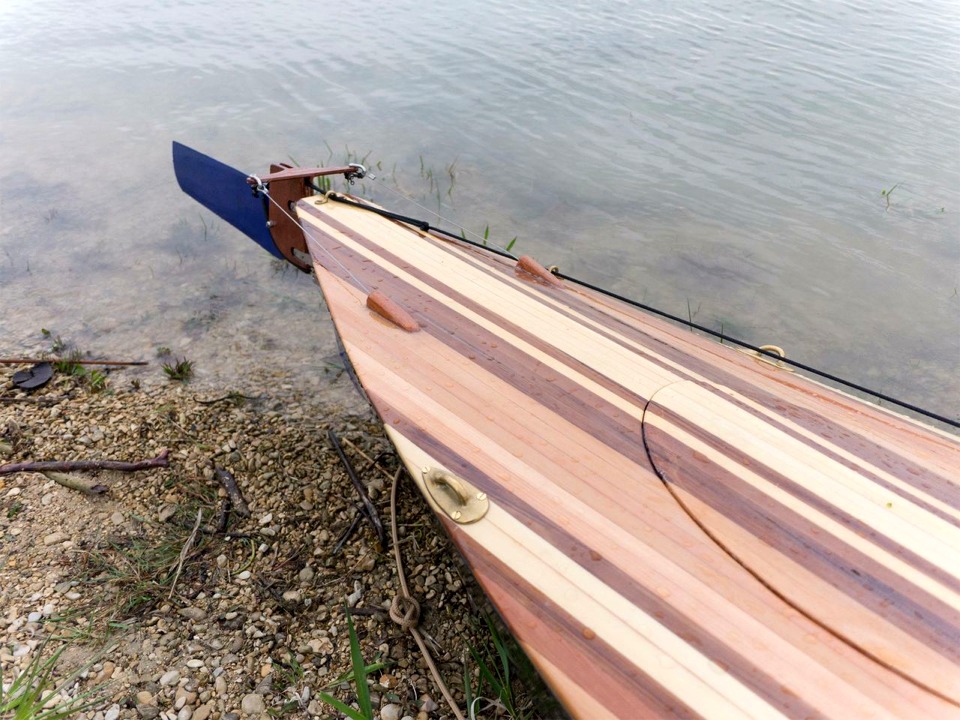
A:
[1, 0, 957, 422]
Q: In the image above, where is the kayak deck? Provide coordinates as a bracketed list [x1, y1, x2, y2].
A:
[297, 193, 960, 719]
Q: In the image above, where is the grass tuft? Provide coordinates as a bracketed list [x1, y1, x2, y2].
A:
[0, 641, 107, 720]
[162, 358, 193, 382]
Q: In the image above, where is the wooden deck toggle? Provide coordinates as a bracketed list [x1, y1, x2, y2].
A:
[366, 290, 420, 332]
[516, 255, 563, 286]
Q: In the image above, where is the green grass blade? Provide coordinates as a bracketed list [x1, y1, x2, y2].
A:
[315, 691, 368, 720]
[344, 608, 372, 718]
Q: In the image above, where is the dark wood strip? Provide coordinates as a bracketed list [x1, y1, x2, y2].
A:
[302, 201, 960, 504]
[304, 208, 960, 622]
[455, 530, 706, 720]
[375, 397, 834, 719]
[644, 402, 960, 662]
[300, 216, 661, 461]
[407, 221, 960, 505]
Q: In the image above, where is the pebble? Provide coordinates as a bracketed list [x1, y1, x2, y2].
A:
[380, 703, 401, 720]
[177, 708, 193, 720]
[187, 658, 204, 668]
[193, 704, 212, 720]
[110, 511, 125, 525]
[240, 693, 265, 715]
[135, 691, 155, 705]
[43, 531, 68, 546]
[160, 669, 181, 686]
[104, 705, 121, 720]
[215, 676, 227, 695]
[179, 607, 206, 621]
[420, 695, 438, 713]
[137, 704, 160, 720]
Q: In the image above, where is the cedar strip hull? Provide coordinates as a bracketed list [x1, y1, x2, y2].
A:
[297, 195, 960, 719]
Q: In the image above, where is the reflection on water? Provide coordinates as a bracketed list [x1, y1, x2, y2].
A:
[0, 0, 957, 420]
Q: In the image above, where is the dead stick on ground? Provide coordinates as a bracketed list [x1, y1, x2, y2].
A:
[0, 358, 148, 366]
[214, 467, 250, 518]
[0, 449, 170, 476]
[41, 471, 109, 495]
[169, 509, 203, 600]
[328, 429, 387, 549]
[341, 436, 397, 483]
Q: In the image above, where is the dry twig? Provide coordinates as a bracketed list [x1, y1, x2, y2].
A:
[214, 467, 250, 517]
[0, 449, 170, 476]
[328, 429, 386, 549]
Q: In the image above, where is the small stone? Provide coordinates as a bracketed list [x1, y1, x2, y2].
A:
[137, 705, 160, 720]
[159, 669, 181, 686]
[307, 637, 333, 654]
[240, 693, 264, 715]
[177, 707, 193, 720]
[43, 531, 68, 546]
[27, 611, 42, 623]
[379, 674, 398, 689]
[281, 590, 301, 602]
[5, 487, 21, 497]
[193, 703, 213, 720]
[97, 661, 116, 682]
[419, 695, 438, 713]
[178, 607, 206, 621]
[104, 705, 121, 720]
[380, 703, 401, 720]
[186, 659, 204, 668]
[135, 691, 155, 705]
[214, 675, 227, 695]
[235, 571, 251, 581]
[159, 504, 178, 522]
[258, 513, 272, 526]
[110, 511, 125, 525]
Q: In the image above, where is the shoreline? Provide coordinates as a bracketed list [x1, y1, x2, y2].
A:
[0, 365, 561, 720]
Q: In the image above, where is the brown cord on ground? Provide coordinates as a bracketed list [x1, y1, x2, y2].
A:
[390, 468, 466, 720]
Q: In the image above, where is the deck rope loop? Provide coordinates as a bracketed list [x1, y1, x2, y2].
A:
[389, 594, 421, 633]
[390, 468, 466, 720]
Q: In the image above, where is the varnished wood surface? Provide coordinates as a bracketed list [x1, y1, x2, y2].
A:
[296, 194, 960, 719]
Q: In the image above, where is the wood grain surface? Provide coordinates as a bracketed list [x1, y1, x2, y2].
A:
[296, 193, 960, 719]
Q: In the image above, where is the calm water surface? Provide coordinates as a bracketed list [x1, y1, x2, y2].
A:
[1, 0, 957, 419]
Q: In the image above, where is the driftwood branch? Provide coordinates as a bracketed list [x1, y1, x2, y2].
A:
[328, 429, 386, 550]
[0, 449, 170, 476]
[214, 467, 250, 520]
[0, 357, 148, 366]
[41, 471, 109, 495]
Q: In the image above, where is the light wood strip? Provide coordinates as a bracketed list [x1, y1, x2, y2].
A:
[651, 383, 960, 585]
[301, 204, 682, 396]
[421, 225, 960, 516]
[316, 271, 954, 718]
[300, 201, 960, 718]
[306, 201, 959, 511]
[385, 431, 795, 720]
[303, 206, 960, 598]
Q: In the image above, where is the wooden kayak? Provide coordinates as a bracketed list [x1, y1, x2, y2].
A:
[173, 144, 960, 719]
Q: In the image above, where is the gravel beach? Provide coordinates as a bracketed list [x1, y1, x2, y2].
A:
[0, 364, 561, 720]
